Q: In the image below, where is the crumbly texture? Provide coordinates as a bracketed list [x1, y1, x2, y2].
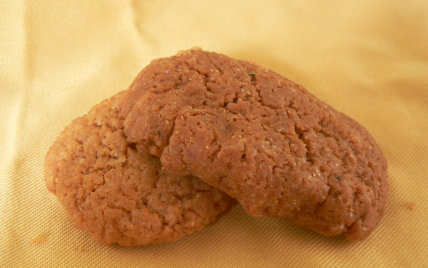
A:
[123, 48, 389, 242]
[45, 91, 235, 246]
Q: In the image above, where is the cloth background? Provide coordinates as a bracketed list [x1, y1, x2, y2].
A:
[1, 0, 427, 267]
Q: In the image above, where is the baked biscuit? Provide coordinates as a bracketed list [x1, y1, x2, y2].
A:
[45, 91, 235, 246]
[124, 48, 388, 242]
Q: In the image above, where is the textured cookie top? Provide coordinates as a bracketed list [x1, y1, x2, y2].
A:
[44, 90, 235, 246]
[123, 48, 388, 242]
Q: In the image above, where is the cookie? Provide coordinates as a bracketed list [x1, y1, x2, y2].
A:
[123, 48, 388, 242]
[45, 90, 235, 246]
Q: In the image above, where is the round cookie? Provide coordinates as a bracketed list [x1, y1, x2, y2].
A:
[45, 91, 235, 246]
[123, 48, 388, 242]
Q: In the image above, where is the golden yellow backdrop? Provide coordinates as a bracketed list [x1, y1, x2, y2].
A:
[1, 0, 427, 267]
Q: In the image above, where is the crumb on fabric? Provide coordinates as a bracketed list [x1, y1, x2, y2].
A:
[31, 235, 47, 244]
[407, 202, 416, 210]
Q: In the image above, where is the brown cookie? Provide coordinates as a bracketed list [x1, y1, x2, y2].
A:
[45, 90, 235, 246]
[124, 48, 388, 242]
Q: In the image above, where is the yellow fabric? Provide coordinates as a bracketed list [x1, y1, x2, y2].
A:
[1, 0, 427, 267]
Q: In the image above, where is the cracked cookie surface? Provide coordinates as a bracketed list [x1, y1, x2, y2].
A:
[45, 90, 235, 246]
[124, 48, 388, 242]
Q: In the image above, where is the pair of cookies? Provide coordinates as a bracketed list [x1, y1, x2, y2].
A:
[45, 48, 388, 245]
